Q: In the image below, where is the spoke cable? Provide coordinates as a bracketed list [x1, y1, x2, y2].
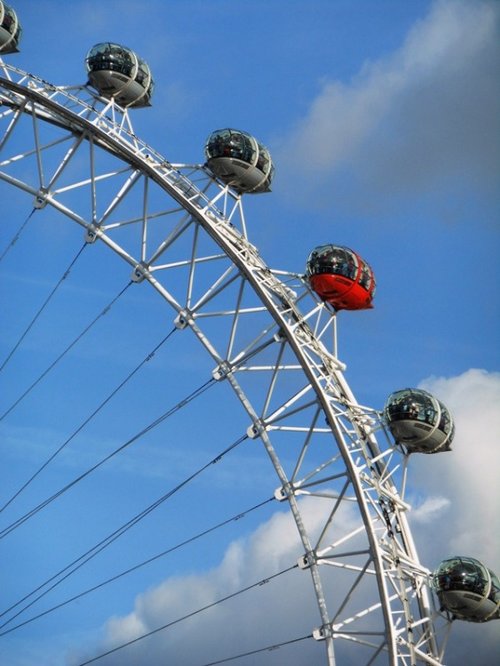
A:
[0, 497, 274, 637]
[0, 278, 132, 422]
[0, 207, 36, 264]
[0, 430, 247, 627]
[0, 327, 177, 514]
[0, 377, 216, 540]
[73, 565, 300, 666]
[0, 185, 314, 664]
[198, 635, 313, 666]
[0, 242, 87, 374]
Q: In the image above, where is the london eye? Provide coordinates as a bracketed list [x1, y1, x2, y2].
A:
[1, 3, 498, 665]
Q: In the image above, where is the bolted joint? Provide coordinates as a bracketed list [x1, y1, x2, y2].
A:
[212, 361, 232, 381]
[174, 309, 193, 330]
[274, 482, 295, 502]
[34, 187, 49, 209]
[246, 419, 267, 440]
[298, 550, 317, 570]
[313, 623, 333, 641]
[131, 262, 150, 283]
[84, 225, 100, 244]
[273, 328, 287, 343]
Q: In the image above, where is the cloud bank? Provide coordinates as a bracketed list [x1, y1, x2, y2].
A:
[410, 368, 500, 565]
[276, 0, 500, 215]
[409, 368, 500, 665]
[68, 501, 327, 665]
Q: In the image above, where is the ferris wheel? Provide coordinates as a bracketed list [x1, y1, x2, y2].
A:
[1, 5, 498, 665]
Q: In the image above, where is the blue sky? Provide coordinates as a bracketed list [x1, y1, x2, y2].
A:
[0, 1, 499, 665]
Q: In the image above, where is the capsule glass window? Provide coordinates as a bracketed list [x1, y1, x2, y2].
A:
[261, 162, 275, 191]
[86, 43, 134, 77]
[386, 389, 436, 425]
[0, 2, 21, 51]
[256, 143, 270, 173]
[228, 131, 255, 162]
[435, 558, 489, 596]
[306, 245, 358, 279]
[359, 260, 372, 290]
[2, 5, 14, 33]
[439, 407, 453, 435]
[136, 60, 148, 85]
[489, 571, 500, 603]
[206, 129, 255, 163]
[136, 59, 154, 96]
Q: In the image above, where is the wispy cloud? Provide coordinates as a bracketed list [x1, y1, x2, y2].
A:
[410, 495, 451, 523]
[275, 0, 500, 216]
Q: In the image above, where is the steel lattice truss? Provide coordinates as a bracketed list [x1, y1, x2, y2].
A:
[0, 60, 452, 665]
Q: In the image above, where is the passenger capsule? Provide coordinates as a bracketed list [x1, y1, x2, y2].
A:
[306, 245, 375, 311]
[85, 43, 154, 108]
[433, 556, 500, 622]
[0, 1, 21, 54]
[204, 128, 274, 194]
[384, 388, 454, 453]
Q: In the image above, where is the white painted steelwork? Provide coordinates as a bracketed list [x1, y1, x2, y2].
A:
[0, 58, 451, 665]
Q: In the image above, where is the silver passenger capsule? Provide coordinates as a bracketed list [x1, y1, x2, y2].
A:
[205, 128, 274, 194]
[384, 388, 454, 453]
[433, 556, 500, 622]
[0, 1, 21, 54]
[86, 42, 154, 108]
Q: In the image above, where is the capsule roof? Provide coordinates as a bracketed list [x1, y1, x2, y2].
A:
[433, 556, 500, 622]
[205, 128, 275, 194]
[85, 42, 154, 108]
[0, 1, 21, 54]
[384, 388, 454, 454]
[306, 245, 376, 311]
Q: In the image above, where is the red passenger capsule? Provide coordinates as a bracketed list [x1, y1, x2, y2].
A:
[306, 245, 376, 311]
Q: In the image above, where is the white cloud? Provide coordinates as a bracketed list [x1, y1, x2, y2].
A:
[410, 368, 500, 564]
[406, 368, 500, 665]
[275, 0, 500, 213]
[69, 500, 328, 665]
[410, 495, 451, 524]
